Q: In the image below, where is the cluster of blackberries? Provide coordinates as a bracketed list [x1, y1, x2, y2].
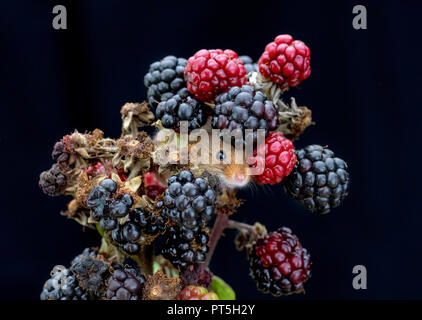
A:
[70, 251, 111, 294]
[144, 55, 188, 108]
[156, 94, 207, 131]
[239, 55, 258, 74]
[86, 179, 133, 231]
[111, 208, 169, 255]
[106, 266, 146, 300]
[41, 265, 89, 300]
[212, 85, 278, 145]
[161, 170, 216, 231]
[39, 164, 67, 197]
[162, 225, 209, 271]
[284, 145, 350, 214]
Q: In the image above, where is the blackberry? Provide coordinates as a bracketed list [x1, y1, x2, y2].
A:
[106, 266, 146, 300]
[86, 178, 133, 231]
[111, 209, 169, 255]
[239, 55, 258, 74]
[39, 164, 67, 197]
[156, 94, 207, 131]
[41, 265, 89, 300]
[71, 247, 98, 266]
[70, 253, 110, 293]
[52, 140, 71, 164]
[144, 55, 188, 108]
[162, 225, 209, 271]
[284, 145, 350, 214]
[248, 227, 312, 296]
[160, 170, 216, 231]
[211, 85, 278, 145]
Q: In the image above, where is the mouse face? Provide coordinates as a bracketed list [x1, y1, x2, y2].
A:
[189, 139, 252, 189]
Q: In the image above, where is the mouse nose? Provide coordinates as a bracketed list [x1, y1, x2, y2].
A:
[234, 173, 245, 183]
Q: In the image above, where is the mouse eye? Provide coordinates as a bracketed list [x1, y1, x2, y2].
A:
[216, 150, 225, 161]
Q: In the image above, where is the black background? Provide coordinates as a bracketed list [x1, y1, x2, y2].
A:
[1, 0, 421, 300]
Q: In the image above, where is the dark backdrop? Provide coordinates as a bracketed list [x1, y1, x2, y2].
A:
[1, 0, 421, 300]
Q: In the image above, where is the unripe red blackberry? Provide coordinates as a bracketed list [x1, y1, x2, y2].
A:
[177, 285, 219, 300]
[284, 144, 350, 214]
[249, 132, 297, 184]
[258, 34, 311, 89]
[247, 227, 311, 296]
[106, 266, 146, 300]
[185, 49, 247, 102]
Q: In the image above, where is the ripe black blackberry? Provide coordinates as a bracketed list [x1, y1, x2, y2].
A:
[239, 55, 258, 74]
[162, 225, 209, 271]
[86, 178, 133, 231]
[211, 85, 278, 145]
[106, 266, 146, 300]
[284, 145, 350, 214]
[41, 265, 89, 300]
[111, 209, 169, 255]
[39, 164, 67, 197]
[248, 227, 312, 296]
[155, 94, 207, 131]
[160, 170, 216, 231]
[144, 55, 189, 108]
[70, 252, 110, 294]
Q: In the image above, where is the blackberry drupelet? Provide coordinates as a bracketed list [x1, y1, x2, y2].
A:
[106, 266, 146, 300]
[177, 285, 219, 300]
[111, 208, 169, 255]
[39, 164, 67, 197]
[162, 225, 209, 271]
[284, 144, 350, 214]
[86, 178, 133, 231]
[211, 85, 278, 145]
[160, 170, 216, 231]
[70, 253, 110, 294]
[41, 265, 89, 300]
[239, 55, 258, 74]
[155, 94, 207, 131]
[248, 227, 311, 296]
[144, 55, 188, 108]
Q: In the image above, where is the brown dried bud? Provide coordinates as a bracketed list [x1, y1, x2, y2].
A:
[142, 270, 181, 300]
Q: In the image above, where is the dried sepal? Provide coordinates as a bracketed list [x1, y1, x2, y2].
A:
[215, 190, 244, 216]
[74, 172, 109, 208]
[275, 98, 313, 139]
[142, 270, 181, 300]
[121, 102, 155, 137]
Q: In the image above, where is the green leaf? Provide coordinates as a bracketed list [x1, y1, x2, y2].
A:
[153, 261, 162, 274]
[96, 224, 104, 237]
[211, 276, 236, 300]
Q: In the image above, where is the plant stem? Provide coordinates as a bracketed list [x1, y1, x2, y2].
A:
[135, 244, 154, 275]
[203, 214, 229, 268]
[226, 220, 258, 237]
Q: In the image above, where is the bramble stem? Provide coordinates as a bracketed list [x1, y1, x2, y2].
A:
[134, 244, 154, 275]
[226, 220, 258, 239]
[203, 214, 229, 268]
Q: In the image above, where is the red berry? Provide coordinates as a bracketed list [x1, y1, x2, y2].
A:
[185, 49, 247, 102]
[144, 172, 167, 200]
[248, 227, 312, 296]
[258, 34, 311, 89]
[249, 132, 297, 184]
[177, 285, 219, 300]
